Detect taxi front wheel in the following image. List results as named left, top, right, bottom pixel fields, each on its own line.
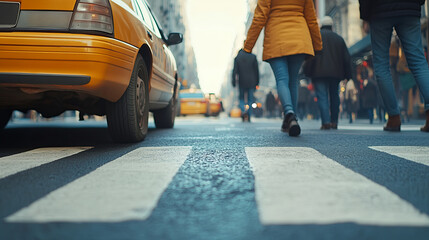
left=106, top=55, right=149, bottom=143
left=0, top=110, right=12, bottom=130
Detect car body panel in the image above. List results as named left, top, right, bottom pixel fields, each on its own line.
left=0, top=0, right=179, bottom=114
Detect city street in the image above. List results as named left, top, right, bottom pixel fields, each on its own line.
left=0, top=115, right=428, bottom=240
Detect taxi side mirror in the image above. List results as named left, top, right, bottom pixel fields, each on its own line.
left=167, top=33, right=183, bottom=45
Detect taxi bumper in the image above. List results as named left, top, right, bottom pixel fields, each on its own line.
left=0, top=32, right=138, bottom=102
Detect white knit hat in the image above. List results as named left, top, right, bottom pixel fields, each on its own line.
left=321, top=16, right=333, bottom=27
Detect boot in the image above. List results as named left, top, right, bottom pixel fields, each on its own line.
left=331, top=123, right=338, bottom=130
left=383, top=114, right=401, bottom=132
left=320, top=123, right=331, bottom=130
left=282, top=113, right=301, bottom=137
left=421, top=110, right=429, bottom=132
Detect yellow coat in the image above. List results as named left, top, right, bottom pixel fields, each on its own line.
left=244, top=0, right=323, bottom=61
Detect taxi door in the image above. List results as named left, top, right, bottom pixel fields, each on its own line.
left=134, top=0, right=175, bottom=108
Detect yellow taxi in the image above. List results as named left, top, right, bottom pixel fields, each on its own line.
left=178, top=89, right=208, bottom=116
left=229, top=107, right=242, bottom=118
left=206, top=93, right=222, bottom=117
left=0, top=0, right=183, bottom=142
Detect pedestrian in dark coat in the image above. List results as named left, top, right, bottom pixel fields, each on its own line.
left=265, top=90, right=276, bottom=118
left=232, top=49, right=259, bottom=121
left=303, top=16, right=352, bottom=130
left=361, top=79, right=378, bottom=124
left=359, top=0, right=429, bottom=132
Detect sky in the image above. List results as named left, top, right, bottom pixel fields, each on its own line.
left=186, top=0, right=248, bottom=94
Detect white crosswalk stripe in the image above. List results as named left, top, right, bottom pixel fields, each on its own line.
left=370, top=146, right=429, bottom=167
left=6, top=146, right=191, bottom=223
left=246, top=147, right=429, bottom=226
left=0, top=147, right=93, bottom=180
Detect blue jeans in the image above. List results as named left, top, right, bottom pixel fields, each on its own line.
left=239, top=87, right=255, bottom=116
left=313, top=79, right=340, bottom=125
left=371, top=16, right=429, bottom=115
left=268, top=55, right=305, bottom=115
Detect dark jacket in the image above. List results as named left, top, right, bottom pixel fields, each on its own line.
left=359, top=0, right=425, bottom=21
left=361, top=80, right=378, bottom=109
left=232, top=49, right=259, bottom=89
left=265, top=91, right=276, bottom=111
left=303, top=27, right=352, bottom=81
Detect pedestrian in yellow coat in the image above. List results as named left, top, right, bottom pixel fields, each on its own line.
left=244, top=0, right=322, bottom=136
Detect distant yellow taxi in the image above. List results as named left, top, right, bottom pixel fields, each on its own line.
left=178, top=89, right=208, bottom=116
left=206, top=93, right=222, bottom=117
left=0, top=0, right=183, bottom=142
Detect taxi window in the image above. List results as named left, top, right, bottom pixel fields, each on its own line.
left=179, top=93, right=205, bottom=99
left=143, top=2, right=162, bottom=38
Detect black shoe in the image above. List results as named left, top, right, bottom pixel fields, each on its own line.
left=241, top=112, right=250, bottom=122
left=282, top=113, right=301, bottom=137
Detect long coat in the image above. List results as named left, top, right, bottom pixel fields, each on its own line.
left=244, top=0, right=322, bottom=61
left=303, top=27, right=352, bottom=81
left=232, top=49, right=260, bottom=89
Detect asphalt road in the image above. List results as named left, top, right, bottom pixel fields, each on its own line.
left=0, top=115, right=428, bottom=240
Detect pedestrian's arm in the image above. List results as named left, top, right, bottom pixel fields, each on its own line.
left=244, top=0, right=271, bottom=53
left=304, top=0, right=323, bottom=53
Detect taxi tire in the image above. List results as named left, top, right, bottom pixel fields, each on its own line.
left=0, top=110, right=12, bottom=130
left=106, top=55, right=149, bottom=143
left=153, top=94, right=177, bottom=128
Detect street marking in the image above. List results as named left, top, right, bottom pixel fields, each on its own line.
left=370, top=146, right=429, bottom=167
left=0, top=147, right=93, bottom=179
left=6, top=146, right=191, bottom=223
left=339, top=125, right=422, bottom=131
left=245, top=147, right=429, bottom=226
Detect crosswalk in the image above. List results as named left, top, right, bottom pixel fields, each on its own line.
left=1, top=145, right=428, bottom=225
left=246, top=147, right=429, bottom=226
left=6, top=147, right=191, bottom=223
left=0, top=147, right=92, bottom=179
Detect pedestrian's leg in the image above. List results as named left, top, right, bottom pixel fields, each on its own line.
left=287, top=54, right=306, bottom=112
left=395, top=17, right=429, bottom=113
left=371, top=20, right=400, bottom=116
left=248, top=88, right=255, bottom=117
left=371, top=19, right=401, bottom=131
left=239, top=88, right=245, bottom=113
left=268, top=56, right=301, bottom=136
left=329, top=80, right=340, bottom=127
left=314, top=81, right=330, bottom=128
left=368, top=108, right=374, bottom=124
left=268, top=57, right=293, bottom=114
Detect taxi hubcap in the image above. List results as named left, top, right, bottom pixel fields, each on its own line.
left=136, top=70, right=146, bottom=130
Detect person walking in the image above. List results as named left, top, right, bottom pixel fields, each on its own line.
left=359, top=0, right=429, bottom=132
left=265, top=90, right=276, bottom=118
left=244, top=0, right=322, bottom=136
left=361, top=79, right=378, bottom=124
left=297, top=80, right=310, bottom=120
left=232, top=49, right=260, bottom=122
left=345, top=79, right=359, bottom=123
left=303, top=16, right=352, bottom=130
